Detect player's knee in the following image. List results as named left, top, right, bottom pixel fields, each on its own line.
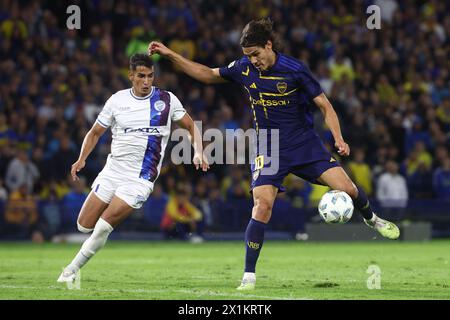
left=254, top=198, right=273, bottom=217
left=77, top=221, right=94, bottom=233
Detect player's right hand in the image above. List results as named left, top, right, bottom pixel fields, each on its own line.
left=148, top=41, right=171, bottom=57
left=335, top=139, right=350, bottom=157
left=71, top=159, right=86, bottom=181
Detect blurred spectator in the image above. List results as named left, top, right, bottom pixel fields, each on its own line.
left=5, top=149, right=39, bottom=193
left=404, top=74, right=429, bottom=101
left=221, top=165, right=250, bottom=200
left=192, top=179, right=214, bottom=227
left=432, top=157, right=450, bottom=201
left=168, top=27, right=196, bottom=70
left=376, top=161, right=408, bottom=208
left=205, top=186, right=226, bottom=230
left=434, top=145, right=449, bottom=168
left=328, top=49, right=355, bottom=82
left=50, top=135, right=78, bottom=181
left=285, top=175, right=311, bottom=240
left=408, top=162, right=433, bottom=199
left=345, top=112, right=371, bottom=150
left=4, top=184, right=44, bottom=241
left=431, top=77, right=450, bottom=106
left=160, top=183, right=203, bottom=242
left=39, top=180, right=68, bottom=203
left=388, top=113, right=406, bottom=159
left=40, top=188, right=61, bottom=236
left=436, top=96, right=450, bottom=132
left=405, top=118, right=433, bottom=155
left=315, top=62, right=333, bottom=96
left=143, top=184, right=169, bottom=228
left=309, top=184, right=330, bottom=207
left=376, top=75, right=397, bottom=105
left=404, top=141, right=433, bottom=177
left=61, top=177, right=89, bottom=231
left=0, top=114, right=14, bottom=147
left=347, top=148, right=373, bottom=196
left=374, top=0, right=398, bottom=23
left=221, top=104, right=239, bottom=131
left=0, top=178, right=8, bottom=201
left=125, top=21, right=157, bottom=58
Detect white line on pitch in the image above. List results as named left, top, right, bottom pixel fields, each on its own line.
left=0, top=284, right=312, bottom=300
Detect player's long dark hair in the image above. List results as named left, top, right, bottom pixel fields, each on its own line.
left=240, top=17, right=280, bottom=50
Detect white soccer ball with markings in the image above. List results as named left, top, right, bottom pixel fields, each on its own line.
left=318, top=190, right=354, bottom=224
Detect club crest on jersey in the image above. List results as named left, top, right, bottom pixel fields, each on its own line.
left=276, top=82, right=287, bottom=94
left=154, top=100, right=166, bottom=112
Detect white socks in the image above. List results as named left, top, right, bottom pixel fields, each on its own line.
left=67, top=218, right=113, bottom=272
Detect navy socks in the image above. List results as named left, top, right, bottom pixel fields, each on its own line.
left=353, top=186, right=374, bottom=220
left=244, top=218, right=267, bottom=273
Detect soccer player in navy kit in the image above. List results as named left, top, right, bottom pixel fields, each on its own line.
left=150, top=18, right=400, bottom=290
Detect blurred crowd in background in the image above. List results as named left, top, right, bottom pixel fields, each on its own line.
left=0, top=0, right=449, bottom=241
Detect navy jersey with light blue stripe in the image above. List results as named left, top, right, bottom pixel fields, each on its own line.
left=219, top=52, right=323, bottom=151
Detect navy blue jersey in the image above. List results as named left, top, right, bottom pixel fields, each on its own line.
left=219, top=52, right=323, bottom=151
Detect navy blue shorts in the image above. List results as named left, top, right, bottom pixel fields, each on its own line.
left=250, top=132, right=339, bottom=192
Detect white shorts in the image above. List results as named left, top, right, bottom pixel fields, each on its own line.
left=91, top=169, right=153, bottom=209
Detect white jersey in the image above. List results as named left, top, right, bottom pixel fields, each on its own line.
left=96, top=87, right=186, bottom=183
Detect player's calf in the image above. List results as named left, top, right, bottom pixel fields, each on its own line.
left=76, top=191, right=109, bottom=231
left=59, top=217, right=114, bottom=280
left=352, top=185, right=374, bottom=220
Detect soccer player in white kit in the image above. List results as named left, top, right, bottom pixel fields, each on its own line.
left=57, top=54, right=209, bottom=282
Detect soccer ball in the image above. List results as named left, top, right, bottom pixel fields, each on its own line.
left=318, top=190, right=354, bottom=224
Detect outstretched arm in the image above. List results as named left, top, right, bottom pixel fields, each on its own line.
left=176, top=113, right=210, bottom=172
left=71, top=123, right=107, bottom=181
left=313, top=93, right=350, bottom=157
left=149, top=41, right=226, bottom=84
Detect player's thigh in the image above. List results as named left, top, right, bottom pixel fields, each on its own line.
left=77, top=191, right=109, bottom=229
left=102, top=180, right=153, bottom=228
left=252, top=184, right=278, bottom=223
left=317, top=166, right=358, bottom=198
left=100, top=196, right=135, bottom=228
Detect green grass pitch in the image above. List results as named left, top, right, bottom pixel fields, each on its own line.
left=0, top=240, right=449, bottom=300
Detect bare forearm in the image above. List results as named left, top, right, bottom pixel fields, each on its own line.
left=78, top=131, right=100, bottom=162
left=314, top=94, right=344, bottom=142
left=323, top=108, right=344, bottom=142
left=188, top=121, right=203, bottom=155
left=167, top=51, right=221, bottom=84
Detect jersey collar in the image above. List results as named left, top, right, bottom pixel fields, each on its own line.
left=130, top=87, right=154, bottom=100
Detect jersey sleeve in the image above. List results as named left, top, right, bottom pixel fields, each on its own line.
left=169, top=92, right=187, bottom=121
left=218, top=58, right=245, bottom=84
left=295, top=63, right=323, bottom=100
left=96, top=95, right=115, bottom=128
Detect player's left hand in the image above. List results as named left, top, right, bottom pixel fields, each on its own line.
left=193, top=153, right=210, bottom=172
left=335, top=139, right=350, bottom=157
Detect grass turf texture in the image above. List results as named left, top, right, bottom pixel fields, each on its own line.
left=0, top=241, right=449, bottom=300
